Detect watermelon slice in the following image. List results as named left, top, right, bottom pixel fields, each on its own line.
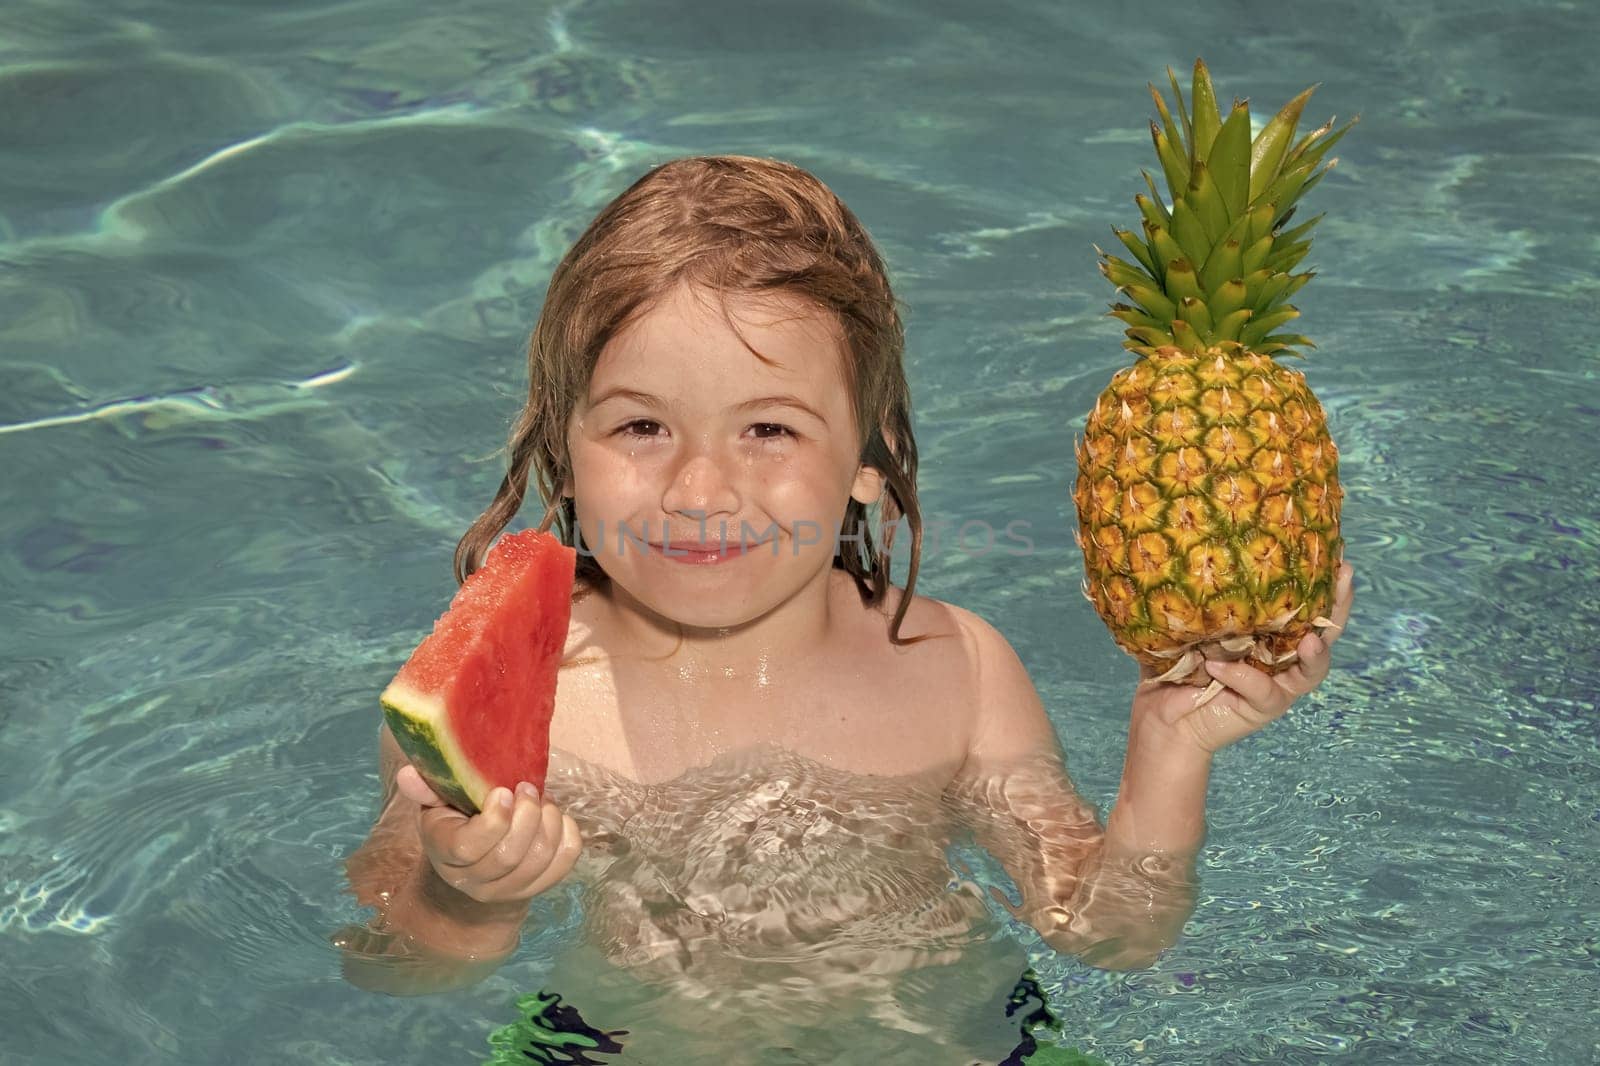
left=379, top=529, right=576, bottom=814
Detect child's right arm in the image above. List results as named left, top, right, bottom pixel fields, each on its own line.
left=333, top=723, right=583, bottom=995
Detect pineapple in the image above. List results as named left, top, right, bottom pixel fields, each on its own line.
left=1072, top=59, right=1357, bottom=696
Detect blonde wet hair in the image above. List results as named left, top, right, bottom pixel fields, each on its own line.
left=453, top=154, right=930, bottom=646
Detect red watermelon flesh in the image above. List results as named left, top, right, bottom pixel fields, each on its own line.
left=380, top=529, right=576, bottom=814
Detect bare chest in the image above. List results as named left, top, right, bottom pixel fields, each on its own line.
left=548, top=599, right=975, bottom=786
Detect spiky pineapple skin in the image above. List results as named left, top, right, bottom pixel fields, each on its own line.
left=1073, top=342, right=1343, bottom=684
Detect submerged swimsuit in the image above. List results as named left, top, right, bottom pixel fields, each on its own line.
left=481, top=969, right=1106, bottom=1066
left=484, top=989, right=628, bottom=1066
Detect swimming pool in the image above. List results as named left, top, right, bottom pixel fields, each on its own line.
left=3, top=0, right=1598, bottom=1061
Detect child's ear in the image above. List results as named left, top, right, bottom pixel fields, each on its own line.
left=850, top=463, right=886, bottom=506
left=850, top=425, right=898, bottom=505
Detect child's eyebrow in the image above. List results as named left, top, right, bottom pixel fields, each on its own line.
left=588, top=387, right=828, bottom=425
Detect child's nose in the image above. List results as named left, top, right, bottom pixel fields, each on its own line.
left=661, top=448, right=742, bottom=517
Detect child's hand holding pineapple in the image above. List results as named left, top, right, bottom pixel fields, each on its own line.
left=1131, top=560, right=1353, bottom=756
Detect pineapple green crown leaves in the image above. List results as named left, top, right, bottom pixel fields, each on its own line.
left=1097, top=58, right=1359, bottom=360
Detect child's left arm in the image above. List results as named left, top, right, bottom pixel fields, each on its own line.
left=949, top=562, right=1355, bottom=970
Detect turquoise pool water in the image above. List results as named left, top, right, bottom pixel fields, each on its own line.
left=4, top=0, right=1598, bottom=1061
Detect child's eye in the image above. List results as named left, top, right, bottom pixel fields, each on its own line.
left=619, top=419, right=663, bottom=439
left=615, top=420, right=794, bottom=442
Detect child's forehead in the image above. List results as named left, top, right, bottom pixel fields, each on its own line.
left=590, top=286, right=848, bottom=397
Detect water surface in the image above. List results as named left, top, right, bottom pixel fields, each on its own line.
left=3, top=0, right=1599, bottom=1062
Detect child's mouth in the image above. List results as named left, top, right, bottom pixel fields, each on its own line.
left=649, top=539, right=768, bottom=564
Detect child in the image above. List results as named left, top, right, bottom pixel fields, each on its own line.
left=338, top=155, right=1354, bottom=1051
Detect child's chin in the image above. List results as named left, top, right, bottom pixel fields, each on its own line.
left=633, top=572, right=786, bottom=626
left=647, top=596, right=766, bottom=633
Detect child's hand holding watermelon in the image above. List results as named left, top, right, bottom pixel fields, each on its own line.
left=334, top=724, right=585, bottom=996
left=373, top=528, right=583, bottom=906
left=337, top=530, right=582, bottom=994
left=395, top=763, right=583, bottom=905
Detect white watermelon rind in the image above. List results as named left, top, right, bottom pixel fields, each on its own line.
left=380, top=677, right=493, bottom=815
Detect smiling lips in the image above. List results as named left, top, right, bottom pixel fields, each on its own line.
left=650, top=539, right=769, bottom=563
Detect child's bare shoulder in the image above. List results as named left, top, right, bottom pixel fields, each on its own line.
left=864, top=584, right=1059, bottom=762
left=875, top=581, right=1008, bottom=658
left=904, top=592, right=1059, bottom=760
left=866, top=581, right=1016, bottom=696
left=880, top=584, right=1042, bottom=711
left=857, top=578, right=957, bottom=652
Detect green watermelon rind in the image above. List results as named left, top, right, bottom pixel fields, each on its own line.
left=380, top=678, right=491, bottom=815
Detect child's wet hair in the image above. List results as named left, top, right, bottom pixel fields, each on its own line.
left=454, top=154, right=932, bottom=646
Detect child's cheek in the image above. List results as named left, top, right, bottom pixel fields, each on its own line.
left=756, top=457, right=845, bottom=527
left=571, top=447, right=651, bottom=512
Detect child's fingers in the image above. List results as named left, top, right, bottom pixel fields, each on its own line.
left=1203, top=659, right=1288, bottom=720
left=477, top=802, right=577, bottom=901
left=522, top=801, right=567, bottom=882
left=523, top=812, right=584, bottom=897
left=428, top=787, right=514, bottom=868
left=466, top=784, right=546, bottom=883
left=1325, top=562, right=1355, bottom=642
left=1294, top=632, right=1331, bottom=687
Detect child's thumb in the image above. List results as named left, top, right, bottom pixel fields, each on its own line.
left=395, top=764, right=443, bottom=807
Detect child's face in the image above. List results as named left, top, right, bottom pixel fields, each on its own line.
left=565, top=282, right=884, bottom=630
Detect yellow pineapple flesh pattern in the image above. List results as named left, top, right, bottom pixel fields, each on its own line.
left=1073, top=341, right=1343, bottom=685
